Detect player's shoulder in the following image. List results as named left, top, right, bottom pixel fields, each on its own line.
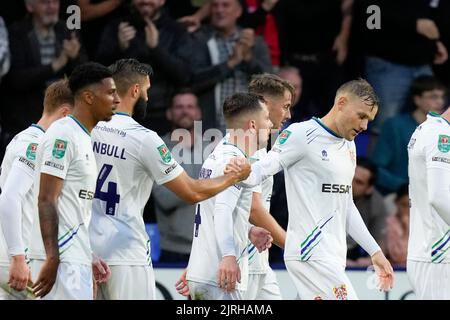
left=46, top=116, right=75, bottom=137
left=419, top=114, right=450, bottom=138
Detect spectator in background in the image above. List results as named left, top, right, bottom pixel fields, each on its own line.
left=276, top=0, right=352, bottom=119
left=353, top=0, right=448, bottom=133
left=178, top=0, right=280, bottom=66
left=431, top=0, right=450, bottom=93
left=152, top=90, right=207, bottom=263
left=277, top=66, right=302, bottom=124
left=96, top=0, right=194, bottom=134
left=0, top=0, right=87, bottom=151
left=190, top=0, right=272, bottom=133
left=371, top=75, right=446, bottom=195
left=0, top=16, right=10, bottom=84
left=77, top=0, right=130, bottom=59
left=347, top=157, right=388, bottom=267
left=384, top=184, right=410, bottom=268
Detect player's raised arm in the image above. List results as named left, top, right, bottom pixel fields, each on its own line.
left=163, top=158, right=251, bottom=204
left=33, top=173, right=64, bottom=297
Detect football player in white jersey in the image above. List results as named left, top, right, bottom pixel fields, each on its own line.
left=0, top=80, right=73, bottom=300
left=31, top=62, right=121, bottom=299
left=90, top=59, right=251, bottom=300
left=186, top=92, right=273, bottom=300
left=407, top=107, right=450, bottom=299
left=243, top=73, right=295, bottom=300
left=228, top=79, right=395, bottom=300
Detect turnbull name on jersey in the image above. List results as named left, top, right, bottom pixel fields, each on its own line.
left=92, top=142, right=127, bottom=160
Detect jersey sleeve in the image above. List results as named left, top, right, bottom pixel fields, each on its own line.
left=10, top=140, right=39, bottom=179
left=271, top=123, right=307, bottom=169
left=40, top=127, right=73, bottom=180
left=424, top=129, right=450, bottom=171
left=139, top=132, right=184, bottom=185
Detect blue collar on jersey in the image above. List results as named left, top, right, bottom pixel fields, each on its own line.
left=68, top=114, right=90, bottom=136
left=222, top=141, right=248, bottom=158
left=114, top=112, right=131, bottom=117
left=31, top=123, right=45, bottom=133
left=312, top=117, right=342, bottom=138
left=429, top=112, right=450, bottom=126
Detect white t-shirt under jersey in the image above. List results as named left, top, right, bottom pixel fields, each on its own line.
left=272, top=118, right=357, bottom=267
left=248, top=148, right=273, bottom=274
left=29, top=115, right=97, bottom=266
left=89, top=113, right=184, bottom=266
left=186, top=140, right=254, bottom=291
left=408, top=113, right=450, bottom=264
left=0, top=125, right=45, bottom=265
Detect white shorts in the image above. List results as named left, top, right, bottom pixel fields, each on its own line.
left=407, top=260, right=450, bottom=300
left=96, top=265, right=155, bottom=300
left=244, top=268, right=282, bottom=300
left=285, top=260, right=358, bottom=300
left=188, top=281, right=244, bottom=300
left=29, top=259, right=93, bottom=300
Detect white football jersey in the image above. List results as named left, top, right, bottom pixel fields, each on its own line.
left=408, top=113, right=450, bottom=264
left=0, top=125, right=45, bottom=265
left=89, top=113, right=184, bottom=265
left=29, top=115, right=97, bottom=265
left=248, top=148, right=273, bottom=274
left=271, top=118, right=357, bottom=267
left=186, top=140, right=253, bottom=291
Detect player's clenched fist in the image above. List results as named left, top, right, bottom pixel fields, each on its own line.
left=224, top=157, right=251, bottom=183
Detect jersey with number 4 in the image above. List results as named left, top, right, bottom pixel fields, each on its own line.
left=89, top=113, right=184, bottom=266
left=186, top=140, right=253, bottom=291
left=408, top=113, right=450, bottom=264
left=0, top=125, right=44, bottom=265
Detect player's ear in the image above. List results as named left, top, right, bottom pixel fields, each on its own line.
left=60, top=104, right=72, bottom=117
left=131, top=84, right=140, bottom=98
left=83, top=90, right=95, bottom=105
left=336, top=96, right=348, bottom=110
left=365, top=185, right=374, bottom=196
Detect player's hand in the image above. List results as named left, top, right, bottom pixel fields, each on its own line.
left=144, top=17, right=159, bottom=49
left=8, top=255, right=30, bottom=291
left=118, top=21, right=137, bottom=50
left=178, top=15, right=201, bottom=33
left=175, top=269, right=190, bottom=297
left=92, top=254, right=111, bottom=284
left=371, top=251, right=395, bottom=292
left=217, top=256, right=241, bottom=292
left=224, top=157, right=251, bottom=183
left=248, top=226, right=272, bottom=252
left=32, top=257, right=59, bottom=298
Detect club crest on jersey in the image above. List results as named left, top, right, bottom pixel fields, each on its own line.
left=321, top=150, right=329, bottom=161
left=276, top=130, right=291, bottom=145
left=26, top=143, right=38, bottom=160
left=333, top=284, right=348, bottom=300
left=438, top=135, right=450, bottom=153
left=52, top=139, right=67, bottom=159
left=157, top=144, right=172, bottom=163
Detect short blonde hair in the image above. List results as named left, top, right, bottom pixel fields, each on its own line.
left=43, top=79, right=74, bottom=114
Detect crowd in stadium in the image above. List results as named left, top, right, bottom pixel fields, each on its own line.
left=0, top=0, right=449, bottom=271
